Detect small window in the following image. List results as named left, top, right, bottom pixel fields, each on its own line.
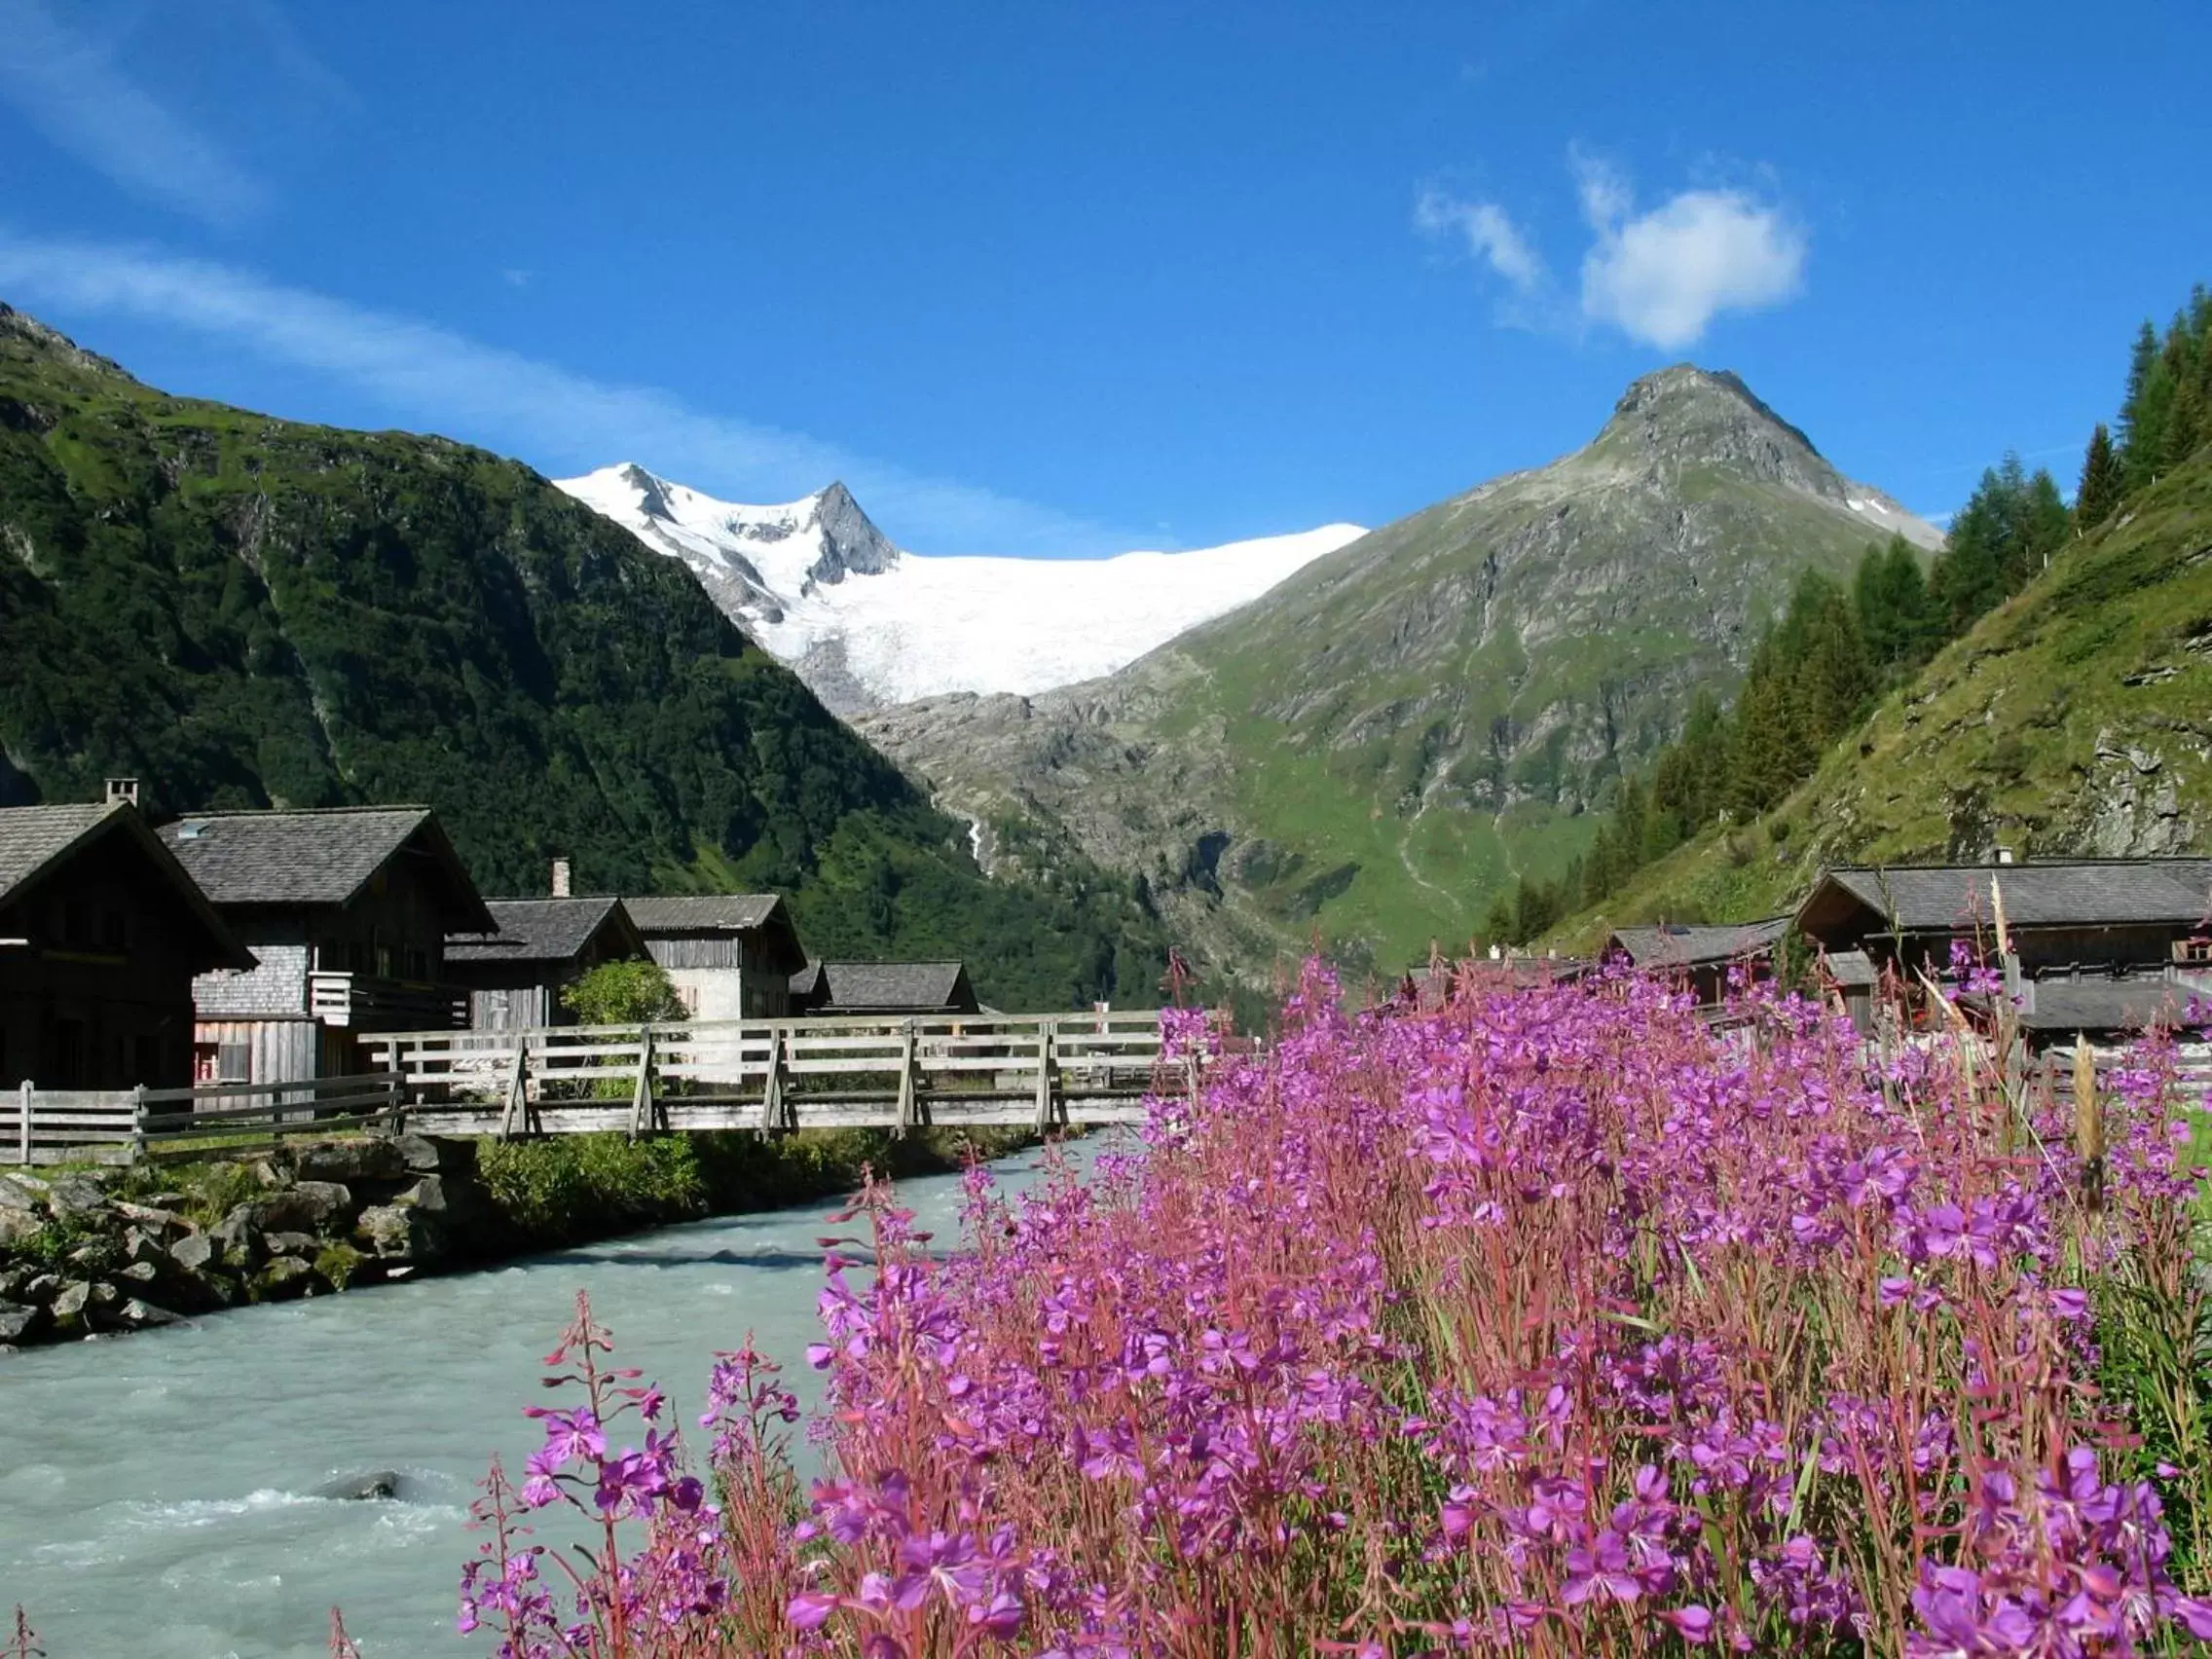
left=217, top=1043, right=250, bottom=1084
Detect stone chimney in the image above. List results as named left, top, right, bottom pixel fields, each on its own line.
left=104, top=777, right=139, bottom=807
left=550, top=857, right=572, bottom=898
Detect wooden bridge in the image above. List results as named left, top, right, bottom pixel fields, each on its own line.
left=371, top=1010, right=1188, bottom=1139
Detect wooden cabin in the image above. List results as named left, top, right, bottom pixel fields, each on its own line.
left=445, top=897, right=647, bottom=1030
left=790, top=961, right=980, bottom=1017
left=624, top=895, right=806, bottom=1021
left=1604, top=918, right=1790, bottom=1010
left=159, top=807, right=493, bottom=1084
left=1796, top=860, right=2212, bottom=1042
left=0, top=796, right=252, bottom=1089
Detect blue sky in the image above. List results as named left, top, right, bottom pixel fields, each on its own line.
left=0, top=1, right=2205, bottom=554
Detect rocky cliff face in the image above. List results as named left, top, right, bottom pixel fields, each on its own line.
left=860, top=366, right=1941, bottom=981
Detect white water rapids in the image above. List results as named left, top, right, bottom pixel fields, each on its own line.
left=0, top=1142, right=1105, bottom=1657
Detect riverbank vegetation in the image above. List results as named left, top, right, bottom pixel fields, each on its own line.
left=465, top=962, right=2212, bottom=1655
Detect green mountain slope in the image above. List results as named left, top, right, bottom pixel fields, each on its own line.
left=1547, top=442, right=2212, bottom=942
left=0, top=303, right=1164, bottom=1010
left=861, top=366, right=1938, bottom=978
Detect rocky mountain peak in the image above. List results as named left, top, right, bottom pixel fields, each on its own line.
left=1595, top=362, right=1843, bottom=499
left=0, top=302, right=137, bottom=382
left=805, top=479, right=902, bottom=585
left=612, top=461, right=677, bottom=520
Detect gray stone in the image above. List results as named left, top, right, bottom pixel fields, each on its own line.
left=396, top=1174, right=447, bottom=1214
left=257, top=1257, right=314, bottom=1297
left=88, top=1280, right=118, bottom=1307
left=293, top=1139, right=406, bottom=1183
left=0, top=1173, right=46, bottom=1210
left=258, top=1182, right=351, bottom=1233
left=45, top=1174, right=110, bottom=1220
left=356, top=1203, right=441, bottom=1263
left=117, top=1261, right=159, bottom=1284
left=263, top=1231, right=318, bottom=1258
left=168, top=1232, right=215, bottom=1273
left=112, top=1200, right=186, bottom=1232
left=389, top=1132, right=445, bottom=1174
left=50, top=1280, right=90, bottom=1321
left=0, top=1205, right=44, bottom=1247
left=21, top=1272, right=59, bottom=1304
left=0, top=1300, right=42, bottom=1343
left=209, top=1204, right=258, bottom=1266
left=315, top=1469, right=402, bottom=1501
left=116, top=1299, right=181, bottom=1329
left=146, top=1192, right=189, bottom=1210
left=65, top=1237, right=123, bottom=1275
left=122, top=1226, right=166, bottom=1267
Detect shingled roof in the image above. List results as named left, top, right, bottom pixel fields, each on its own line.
left=1803, top=862, right=2212, bottom=935
left=793, top=961, right=977, bottom=1014
left=158, top=806, right=493, bottom=929
left=1607, top=916, right=1790, bottom=969
left=623, top=895, right=784, bottom=933
left=445, top=897, right=637, bottom=965
left=1964, top=975, right=2207, bottom=1034
left=0, top=802, right=252, bottom=969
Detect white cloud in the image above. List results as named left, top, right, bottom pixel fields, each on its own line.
left=0, top=0, right=267, bottom=223
left=0, top=232, right=1130, bottom=556
left=1574, top=160, right=1805, bottom=350
left=1414, top=189, right=1546, bottom=293
left=1420, top=151, right=1808, bottom=350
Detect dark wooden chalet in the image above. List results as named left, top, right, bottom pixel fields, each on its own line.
left=790, top=961, right=980, bottom=1017
left=1796, top=860, right=2212, bottom=1041
left=159, top=806, right=494, bottom=1084
left=1604, top=917, right=1790, bottom=1009
left=0, top=798, right=252, bottom=1089
left=445, top=897, right=647, bottom=1029
left=625, top=896, right=806, bottom=1021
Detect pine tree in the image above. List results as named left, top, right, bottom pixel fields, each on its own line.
left=2014, top=467, right=2069, bottom=588
left=2118, top=319, right=2160, bottom=460
left=1725, top=643, right=1806, bottom=819
left=1855, top=535, right=1940, bottom=672
left=1932, top=466, right=2009, bottom=629
left=2074, top=423, right=2123, bottom=530
left=2121, top=335, right=2180, bottom=496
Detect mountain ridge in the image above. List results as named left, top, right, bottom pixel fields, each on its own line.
left=557, top=461, right=1367, bottom=715
left=858, top=364, right=1943, bottom=980
left=0, top=302, right=1168, bottom=1011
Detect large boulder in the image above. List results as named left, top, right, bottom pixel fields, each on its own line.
left=45, top=1174, right=111, bottom=1221
left=116, top=1298, right=181, bottom=1329
left=293, top=1140, right=407, bottom=1184
left=357, top=1204, right=442, bottom=1265
left=112, top=1200, right=187, bottom=1234
left=0, top=1206, right=45, bottom=1248
left=0, top=1172, right=46, bottom=1210
left=256, top=1257, right=315, bottom=1299
left=389, top=1133, right=476, bottom=1179
left=0, top=1300, right=42, bottom=1343
left=262, top=1231, right=318, bottom=1258
left=168, top=1232, right=215, bottom=1274
left=208, top=1204, right=259, bottom=1267
left=257, top=1183, right=351, bottom=1234
left=50, top=1280, right=91, bottom=1323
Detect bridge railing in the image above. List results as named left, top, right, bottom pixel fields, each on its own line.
left=369, top=1009, right=1182, bottom=1136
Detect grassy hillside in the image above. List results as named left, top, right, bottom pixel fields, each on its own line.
left=0, top=304, right=1165, bottom=1010
left=1545, top=443, right=2212, bottom=946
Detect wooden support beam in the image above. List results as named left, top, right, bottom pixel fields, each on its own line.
left=629, top=1024, right=656, bottom=1139
left=498, top=1043, right=529, bottom=1141
left=1034, top=1023, right=1058, bottom=1133
left=758, top=1027, right=790, bottom=1136
left=894, top=1020, right=922, bottom=1138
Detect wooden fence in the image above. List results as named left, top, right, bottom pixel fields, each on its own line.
left=4, top=1073, right=404, bottom=1165
left=371, top=1010, right=1183, bottom=1137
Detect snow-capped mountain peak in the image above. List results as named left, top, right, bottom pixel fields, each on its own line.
left=556, top=464, right=1366, bottom=715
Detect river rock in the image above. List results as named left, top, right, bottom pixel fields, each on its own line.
left=263, top=1231, right=318, bottom=1258
left=259, top=1183, right=351, bottom=1233
left=116, top=1299, right=181, bottom=1329
left=316, top=1469, right=402, bottom=1501
left=66, top=1237, right=124, bottom=1275
left=257, top=1256, right=315, bottom=1297
left=168, top=1232, right=215, bottom=1273
left=294, top=1139, right=406, bottom=1184
left=396, top=1174, right=448, bottom=1214
left=0, top=1300, right=42, bottom=1343
left=113, top=1200, right=186, bottom=1233
left=209, top=1204, right=258, bottom=1267
left=0, top=1172, right=45, bottom=1209
left=117, top=1260, right=160, bottom=1285
left=389, top=1132, right=445, bottom=1174
left=0, top=1206, right=44, bottom=1247
left=50, top=1280, right=91, bottom=1322
left=356, top=1204, right=440, bottom=1264
left=45, top=1174, right=111, bottom=1221
left=21, top=1272, right=59, bottom=1304
left=122, top=1226, right=167, bottom=1267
